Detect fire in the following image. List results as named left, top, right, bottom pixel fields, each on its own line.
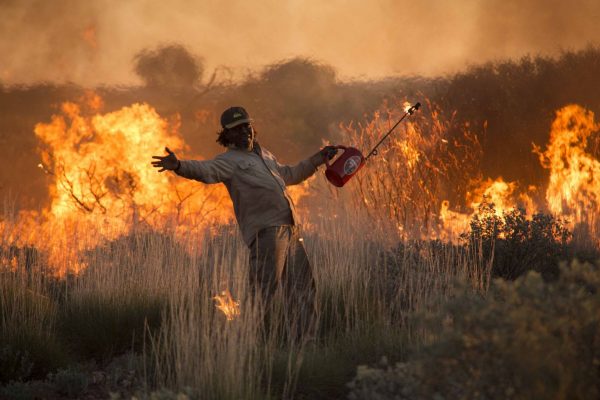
left=213, top=289, right=240, bottom=321
left=439, top=200, right=471, bottom=240
left=466, top=178, right=536, bottom=217
left=7, top=97, right=600, bottom=275
left=35, top=98, right=233, bottom=238
left=398, top=139, right=420, bottom=169
left=439, top=104, right=600, bottom=242
left=439, top=177, right=538, bottom=241
left=17, top=96, right=236, bottom=273
left=535, top=104, right=600, bottom=227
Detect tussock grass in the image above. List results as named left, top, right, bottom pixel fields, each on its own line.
left=1, top=183, right=596, bottom=399
left=0, top=261, right=71, bottom=382
left=1, top=198, right=494, bottom=398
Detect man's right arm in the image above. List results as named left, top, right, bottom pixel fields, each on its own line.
left=175, top=156, right=234, bottom=184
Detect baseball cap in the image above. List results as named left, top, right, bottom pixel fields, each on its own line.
left=220, top=106, right=253, bottom=129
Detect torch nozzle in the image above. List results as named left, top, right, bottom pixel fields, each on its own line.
left=408, top=102, right=421, bottom=115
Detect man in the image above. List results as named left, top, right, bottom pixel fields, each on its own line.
left=151, top=106, right=337, bottom=335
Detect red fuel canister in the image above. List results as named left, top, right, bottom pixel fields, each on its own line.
left=325, top=145, right=365, bottom=187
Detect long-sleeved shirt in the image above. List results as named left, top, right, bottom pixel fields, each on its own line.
left=175, top=144, right=323, bottom=246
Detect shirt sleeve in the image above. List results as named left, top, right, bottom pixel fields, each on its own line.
left=174, top=155, right=234, bottom=183
left=274, top=151, right=324, bottom=186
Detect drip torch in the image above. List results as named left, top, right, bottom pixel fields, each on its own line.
left=325, top=102, right=421, bottom=187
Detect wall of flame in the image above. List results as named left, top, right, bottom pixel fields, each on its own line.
left=2, top=97, right=599, bottom=275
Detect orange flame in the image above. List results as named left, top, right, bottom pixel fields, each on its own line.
left=439, top=177, right=538, bottom=241
left=22, top=96, right=236, bottom=274
left=440, top=105, right=600, bottom=242
left=213, top=289, right=240, bottom=321
left=535, top=104, right=600, bottom=226
left=8, top=99, right=600, bottom=276
left=35, top=98, right=233, bottom=237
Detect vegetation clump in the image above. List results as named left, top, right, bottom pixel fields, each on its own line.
left=463, top=201, right=573, bottom=280
left=348, top=261, right=600, bottom=400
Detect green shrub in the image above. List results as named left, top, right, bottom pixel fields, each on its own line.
left=463, top=202, right=573, bottom=280
left=347, top=359, right=419, bottom=400
left=0, top=380, right=54, bottom=400
left=52, top=367, right=89, bottom=398
left=348, top=261, right=600, bottom=399
left=104, top=352, right=148, bottom=395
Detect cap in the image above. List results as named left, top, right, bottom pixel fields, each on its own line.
left=220, top=106, right=253, bottom=129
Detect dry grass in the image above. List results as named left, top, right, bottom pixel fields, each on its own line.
left=0, top=191, right=495, bottom=399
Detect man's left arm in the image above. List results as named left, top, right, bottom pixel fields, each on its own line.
left=274, top=146, right=338, bottom=186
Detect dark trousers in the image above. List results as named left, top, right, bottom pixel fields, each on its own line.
left=249, top=225, right=316, bottom=338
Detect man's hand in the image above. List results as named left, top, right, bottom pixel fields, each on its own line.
left=320, top=145, right=339, bottom=163
left=151, top=147, right=180, bottom=172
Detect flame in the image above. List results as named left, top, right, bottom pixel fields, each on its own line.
left=82, top=90, right=104, bottom=111
left=439, top=177, right=538, bottom=241
left=402, top=101, right=412, bottom=113
left=440, top=104, right=600, bottom=241
left=35, top=98, right=233, bottom=236
left=535, top=104, right=600, bottom=226
left=468, top=178, right=518, bottom=216
left=213, top=289, right=240, bottom=321
left=439, top=200, right=471, bottom=240
left=21, top=96, right=235, bottom=274
left=8, top=99, right=600, bottom=275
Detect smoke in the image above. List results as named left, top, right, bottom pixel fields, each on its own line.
left=1, top=0, right=599, bottom=86
left=133, top=45, right=204, bottom=88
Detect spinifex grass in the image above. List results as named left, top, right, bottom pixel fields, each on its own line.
left=0, top=267, right=71, bottom=382
left=0, top=185, right=504, bottom=399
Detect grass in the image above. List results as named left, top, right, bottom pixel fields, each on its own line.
left=1, top=189, right=598, bottom=399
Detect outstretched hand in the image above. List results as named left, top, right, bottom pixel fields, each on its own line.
left=151, top=147, right=180, bottom=172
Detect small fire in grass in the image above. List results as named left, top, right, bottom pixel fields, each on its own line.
left=213, top=289, right=240, bottom=321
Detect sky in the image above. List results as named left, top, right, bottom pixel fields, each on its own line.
left=1, top=0, right=599, bottom=86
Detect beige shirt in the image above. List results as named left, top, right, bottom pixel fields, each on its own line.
left=175, top=144, right=323, bottom=246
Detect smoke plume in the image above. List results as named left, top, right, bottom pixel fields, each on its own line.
left=1, top=0, right=599, bottom=86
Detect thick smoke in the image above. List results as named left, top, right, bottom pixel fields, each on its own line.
left=1, top=0, right=599, bottom=86
left=133, top=45, right=204, bottom=89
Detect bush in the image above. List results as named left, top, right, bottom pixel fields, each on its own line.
left=0, top=380, right=54, bottom=400
left=463, top=202, right=572, bottom=280
left=347, top=261, right=600, bottom=399
left=52, top=368, right=89, bottom=398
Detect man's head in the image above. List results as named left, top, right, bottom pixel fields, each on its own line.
left=217, top=106, right=256, bottom=151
